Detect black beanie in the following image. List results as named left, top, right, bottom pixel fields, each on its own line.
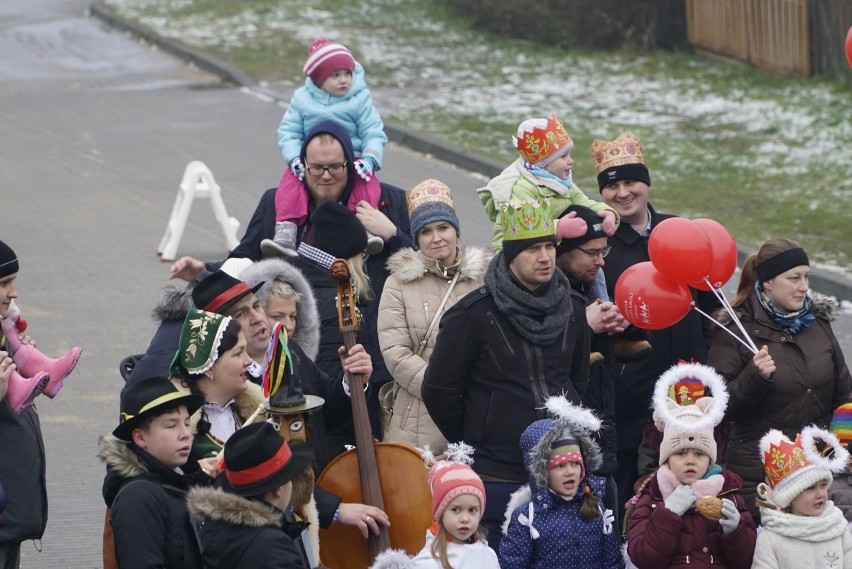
left=0, top=241, right=19, bottom=278
left=597, top=163, right=651, bottom=193
left=310, top=202, right=368, bottom=259
left=556, top=206, right=609, bottom=256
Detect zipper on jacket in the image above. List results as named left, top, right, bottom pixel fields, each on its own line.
left=487, top=311, right=515, bottom=356
left=522, top=342, right=548, bottom=407
left=424, top=301, right=429, bottom=322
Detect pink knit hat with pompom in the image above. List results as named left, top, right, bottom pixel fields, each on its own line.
left=428, top=461, right=486, bottom=522
left=303, top=37, right=355, bottom=86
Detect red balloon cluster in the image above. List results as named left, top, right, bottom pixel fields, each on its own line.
left=615, top=217, right=737, bottom=330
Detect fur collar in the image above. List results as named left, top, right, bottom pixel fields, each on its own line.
left=716, top=292, right=837, bottom=325
left=187, top=486, right=282, bottom=527
left=98, top=435, right=148, bottom=479
left=385, top=246, right=490, bottom=284
left=152, top=284, right=194, bottom=323
left=239, top=258, right=321, bottom=360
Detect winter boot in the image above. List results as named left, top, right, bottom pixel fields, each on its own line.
left=4, top=367, right=49, bottom=415
left=1, top=312, right=82, bottom=399
left=261, top=221, right=299, bottom=259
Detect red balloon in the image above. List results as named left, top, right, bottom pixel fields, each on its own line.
left=615, top=262, right=694, bottom=330
left=847, top=26, right=852, bottom=68
left=648, top=217, right=712, bottom=284
left=690, top=218, right=738, bottom=291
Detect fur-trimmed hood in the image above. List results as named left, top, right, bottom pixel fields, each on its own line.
left=716, top=291, right=838, bottom=326
left=521, top=417, right=604, bottom=491
left=98, top=434, right=148, bottom=480
left=187, top=486, right=282, bottom=528
left=151, top=283, right=195, bottom=323
left=240, top=258, right=321, bottom=360
left=385, top=245, right=490, bottom=285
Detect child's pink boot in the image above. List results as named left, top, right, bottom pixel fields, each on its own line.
left=1, top=301, right=82, bottom=398
left=4, top=364, right=49, bottom=415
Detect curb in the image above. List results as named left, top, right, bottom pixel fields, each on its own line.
left=88, top=1, right=852, bottom=301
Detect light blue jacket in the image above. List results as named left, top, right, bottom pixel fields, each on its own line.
left=277, top=63, right=387, bottom=168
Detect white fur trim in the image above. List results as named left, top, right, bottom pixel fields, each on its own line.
left=653, top=362, right=728, bottom=431
left=801, top=425, right=850, bottom=473
left=544, top=396, right=601, bottom=433
left=501, top=484, right=531, bottom=535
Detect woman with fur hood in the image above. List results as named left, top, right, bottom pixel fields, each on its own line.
left=377, top=179, right=490, bottom=454
left=707, top=238, right=852, bottom=521
left=499, top=397, right=623, bottom=569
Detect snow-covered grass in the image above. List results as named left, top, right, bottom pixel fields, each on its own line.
left=105, top=0, right=852, bottom=276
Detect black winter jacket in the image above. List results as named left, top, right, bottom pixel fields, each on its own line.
left=602, top=204, right=720, bottom=451
left=187, top=486, right=308, bottom=569
left=100, top=437, right=209, bottom=569
left=422, top=284, right=589, bottom=482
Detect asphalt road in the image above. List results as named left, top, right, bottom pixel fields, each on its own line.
left=1, top=1, right=850, bottom=567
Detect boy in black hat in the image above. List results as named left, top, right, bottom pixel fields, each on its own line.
left=99, top=377, right=206, bottom=569
left=187, top=422, right=314, bottom=569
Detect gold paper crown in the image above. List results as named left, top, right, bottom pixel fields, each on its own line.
left=406, top=179, right=454, bottom=216
left=590, top=131, right=645, bottom=175
left=763, top=433, right=810, bottom=489
left=500, top=199, right=555, bottom=242
left=513, top=114, right=573, bottom=165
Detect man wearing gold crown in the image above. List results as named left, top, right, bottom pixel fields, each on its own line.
left=590, top=132, right=722, bottom=521
left=423, top=198, right=589, bottom=551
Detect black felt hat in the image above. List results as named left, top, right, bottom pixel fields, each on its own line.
left=219, top=422, right=313, bottom=497
left=191, top=270, right=264, bottom=314
left=310, top=202, right=368, bottom=259
left=113, top=377, right=203, bottom=441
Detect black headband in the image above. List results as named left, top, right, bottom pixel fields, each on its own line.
left=755, top=247, right=809, bottom=282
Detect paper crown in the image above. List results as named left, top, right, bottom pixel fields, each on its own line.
left=590, top=131, right=646, bottom=174
left=406, top=178, right=455, bottom=216
left=512, top=114, right=573, bottom=165
left=758, top=426, right=849, bottom=508
left=500, top=199, right=555, bottom=242
left=830, top=403, right=852, bottom=449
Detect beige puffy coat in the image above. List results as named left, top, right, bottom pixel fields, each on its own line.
left=377, top=246, right=490, bottom=454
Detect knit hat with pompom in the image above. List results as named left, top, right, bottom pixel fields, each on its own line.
left=303, top=37, right=355, bottom=86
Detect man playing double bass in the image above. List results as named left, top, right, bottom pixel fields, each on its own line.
left=422, top=199, right=590, bottom=552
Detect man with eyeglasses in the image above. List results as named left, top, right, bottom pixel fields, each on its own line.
left=555, top=204, right=627, bottom=534
left=169, top=120, right=412, bottom=440
left=591, top=131, right=722, bottom=523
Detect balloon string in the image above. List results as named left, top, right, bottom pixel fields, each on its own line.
left=701, top=278, right=759, bottom=353
left=693, top=306, right=758, bottom=355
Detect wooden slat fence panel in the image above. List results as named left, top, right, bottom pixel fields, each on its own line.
left=686, top=0, right=811, bottom=76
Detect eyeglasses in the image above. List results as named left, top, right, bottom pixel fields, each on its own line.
left=576, top=245, right=611, bottom=259
left=305, top=161, right=347, bottom=177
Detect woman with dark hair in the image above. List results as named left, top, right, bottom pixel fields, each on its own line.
left=708, top=238, right=852, bottom=519
left=169, top=308, right=264, bottom=463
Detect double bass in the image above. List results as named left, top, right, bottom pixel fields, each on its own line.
left=316, top=260, right=433, bottom=568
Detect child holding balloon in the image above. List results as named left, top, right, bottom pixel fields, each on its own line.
left=707, top=238, right=852, bottom=522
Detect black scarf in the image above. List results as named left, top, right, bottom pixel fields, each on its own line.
left=484, top=253, right=573, bottom=345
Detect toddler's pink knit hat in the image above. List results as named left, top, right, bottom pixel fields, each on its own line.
left=303, top=37, right=355, bottom=86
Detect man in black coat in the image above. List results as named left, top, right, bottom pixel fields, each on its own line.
left=169, top=120, right=413, bottom=437
left=422, top=198, right=589, bottom=550
left=591, top=131, right=721, bottom=519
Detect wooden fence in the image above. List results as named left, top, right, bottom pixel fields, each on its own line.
left=686, top=0, right=810, bottom=76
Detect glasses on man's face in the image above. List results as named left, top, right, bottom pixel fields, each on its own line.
left=306, top=161, right=347, bottom=177
left=576, top=245, right=612, bottom=259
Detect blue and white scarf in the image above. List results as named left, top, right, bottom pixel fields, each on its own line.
left=755, top=282, right=816, bottom=335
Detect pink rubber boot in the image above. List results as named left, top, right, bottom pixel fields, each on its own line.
left=4, top=365, right=49, bottom=415
left=1, top=303, right=82, bottom=398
